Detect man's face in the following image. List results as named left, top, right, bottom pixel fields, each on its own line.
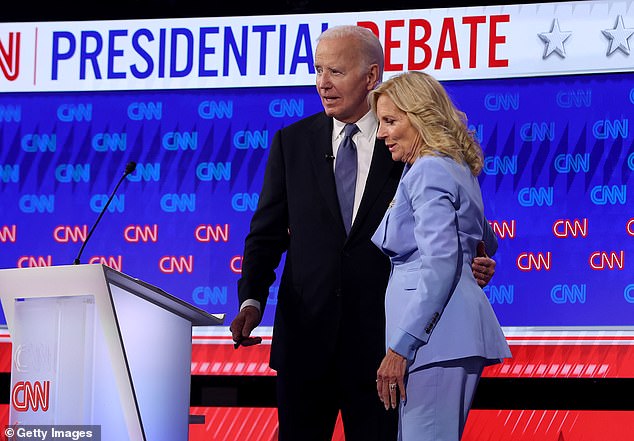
left=314, top=36, right=377, bottom=123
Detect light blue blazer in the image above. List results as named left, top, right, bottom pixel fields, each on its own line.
left=371, top=155, right=511, bottom=372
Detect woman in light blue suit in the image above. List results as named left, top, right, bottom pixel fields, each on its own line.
left=369, top=71, right=511, bottom=441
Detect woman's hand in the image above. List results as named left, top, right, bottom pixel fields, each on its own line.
left=376, top=348, right=407, bottom=410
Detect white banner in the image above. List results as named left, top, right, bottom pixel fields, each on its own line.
left=1, top=0, right=633, bottom=92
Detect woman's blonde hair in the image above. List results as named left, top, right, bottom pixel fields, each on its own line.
left=369, top=71, right=483, bottom=175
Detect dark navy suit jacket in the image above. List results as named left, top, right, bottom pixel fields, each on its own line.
left=238, top=111, right=404, bottom=379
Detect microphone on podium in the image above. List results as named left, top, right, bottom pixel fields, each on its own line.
left=73, top=161, right=137, bottom=265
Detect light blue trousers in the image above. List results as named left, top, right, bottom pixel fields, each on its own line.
left=398, top=356, right=486, bottom=441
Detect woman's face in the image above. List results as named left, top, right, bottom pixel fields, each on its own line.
left=376, top=95, right=419, bottom=164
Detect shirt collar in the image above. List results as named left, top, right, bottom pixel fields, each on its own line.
left=333, top=111, right=378, bottom=143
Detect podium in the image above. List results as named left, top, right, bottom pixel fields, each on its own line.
left=0, top=264, right=224, bottom=441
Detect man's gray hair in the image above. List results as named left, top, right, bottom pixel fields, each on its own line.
left=317, top=25, right=384, bottom=81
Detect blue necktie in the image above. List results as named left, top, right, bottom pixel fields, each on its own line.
left=335, top=123, right=359, bottom=234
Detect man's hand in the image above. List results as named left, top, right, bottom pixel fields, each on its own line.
left=472, top=241, right=496, bottom=287
left=230, top=305, right=263, bottom=348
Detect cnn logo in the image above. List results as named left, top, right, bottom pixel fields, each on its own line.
left=11, top=380, right=50, bottom=412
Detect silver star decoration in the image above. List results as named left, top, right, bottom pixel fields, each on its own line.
left=538, top=19, right=572, bottom=59
left=602, top=15, right=634, bottom=55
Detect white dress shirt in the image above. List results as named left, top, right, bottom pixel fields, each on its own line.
left=332, top=111, right=378, bottom=224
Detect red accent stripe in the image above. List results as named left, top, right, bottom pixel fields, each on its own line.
left=506, top=336, right=634, bottom=341
left=192, top=335, right=273, bottom=341
left=0, top=404, right=632, bottom=441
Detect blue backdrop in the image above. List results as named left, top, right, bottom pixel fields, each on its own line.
left=1, top=72, right=633, bottom=327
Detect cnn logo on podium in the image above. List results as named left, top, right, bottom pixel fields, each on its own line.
left=11, top=380, right=50, bottom=412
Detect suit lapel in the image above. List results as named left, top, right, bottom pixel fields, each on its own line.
left=308, top=114, right=346, bottom=232
left=349, top=138, right=399, bottom=238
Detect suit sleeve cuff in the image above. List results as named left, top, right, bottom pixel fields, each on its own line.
left=389, top=329, right=423, bottom=362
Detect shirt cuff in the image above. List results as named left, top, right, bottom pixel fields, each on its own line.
left=389, top=329, right=423, bottom=362
left=240, top=299, right=261, bottom=312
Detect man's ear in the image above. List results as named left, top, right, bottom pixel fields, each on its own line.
left=367, top=64, right=380, bottom=90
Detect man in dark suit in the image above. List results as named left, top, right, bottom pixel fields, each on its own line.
left=230, top=25, right=496, bottom=441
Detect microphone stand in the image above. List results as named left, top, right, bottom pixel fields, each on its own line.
left=73, top=162, right=136, bottom=265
